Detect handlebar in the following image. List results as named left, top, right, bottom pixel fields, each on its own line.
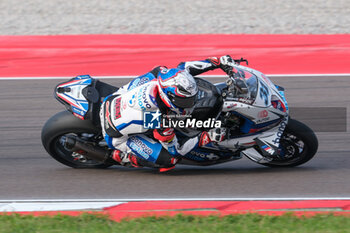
left=226, top=65, right=249, bottom=95
left=220, top=57, right=250, bottom=95
left=233, top=58, right=249, bottom=66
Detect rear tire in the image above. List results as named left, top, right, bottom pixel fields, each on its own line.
left=261, top=118, right=318, bottom=167
left=41, top=111, right=113, bottom=168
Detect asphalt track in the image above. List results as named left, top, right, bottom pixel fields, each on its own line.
left=0, top=76, right=349, bottom=200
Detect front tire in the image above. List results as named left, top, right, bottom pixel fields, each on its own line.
left=41, top=111, right=113, bottom=168
left=261, top=118, right=318, bottom=167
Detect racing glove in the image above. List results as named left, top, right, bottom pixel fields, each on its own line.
left=208, top=127, right=226, bottom=142
left=153, top=128, right=175, bottom=143
left=219, top=55, right=237, bottom=76
left=207, top=55, right=240, bottom=77
left=198, top=128, right=226, bottom=147
left=220, top=55, right=249, bottom=94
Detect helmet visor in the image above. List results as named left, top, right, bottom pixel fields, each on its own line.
left=169, top=94, right=197, bottom=109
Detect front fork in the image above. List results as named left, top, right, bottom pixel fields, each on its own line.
left=217, top=116, right=289, bottom=163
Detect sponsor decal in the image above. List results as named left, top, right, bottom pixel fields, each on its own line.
left=272, top=100, right=286, bottom=112
left=272, top=117, right=288, bottom=144
left=137, top=86, right=152, bottom=111
left=226, top=102, right=237, bottom=109
left=278, top=90, right=288, bottom=110
left=149, top=94, right=158, bottom=106
left=190, top=151, right=220, bottom=160
left=128, top=76, right=150, bottom=90
left=185, top=153, right=205, bottom=161
left=72, top=106, right=85, bottom=116
left=114, top=98, right=121, bottom=119
left=238, top=98, right=253, bottom=105
left=73, top=113, right=84, bottom=120
left=139, top=77, right=150, bottom=85
left=259, top=81, right=270, bottom=106
left=105, top=101, right=116, bottom=131
left=258, top=110, right=268, bottom=118
left=128, top=136, right=153, bottom=159
left=128, top=94, right=136, bottom=107
left=261, top=144, right=275, bottom=155
left=105, top=101, right=111, bottom=129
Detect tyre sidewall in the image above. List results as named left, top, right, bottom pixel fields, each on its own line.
left=41, top=111, right=111, bottom=168
left=261, top=118, right=318, bottom=167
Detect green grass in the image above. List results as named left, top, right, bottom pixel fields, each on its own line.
left=0, top=213, right=349, bottom=233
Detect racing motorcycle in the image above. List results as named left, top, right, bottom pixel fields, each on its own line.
left=41, top=59, right=318, bottom=169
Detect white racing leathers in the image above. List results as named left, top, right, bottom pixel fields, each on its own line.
left=99, top=58, right=225, bottom=167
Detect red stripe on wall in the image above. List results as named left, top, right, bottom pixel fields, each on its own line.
left=1, top=34, right=350, bottom=77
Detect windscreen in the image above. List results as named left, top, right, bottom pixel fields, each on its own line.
left=237, top=69, right=258, bottom=100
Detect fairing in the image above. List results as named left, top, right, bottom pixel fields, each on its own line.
left=55, top=75, right=92, bottom=120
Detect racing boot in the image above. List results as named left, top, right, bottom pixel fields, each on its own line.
left=110, top=150, right=148, bottom=168
left=110, top=149, right=134, bottom=167
left=127, top=152, right=143, bottom=168
left=158, top=157, right=178, bottom=172
left=127, top=153, right=173, bottom=169
left=111, top=150, right=178, bottom=170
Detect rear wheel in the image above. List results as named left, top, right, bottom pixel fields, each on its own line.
left=42, top=111, right=113, bottom=168
left=261, top=118, right=318, bottom=167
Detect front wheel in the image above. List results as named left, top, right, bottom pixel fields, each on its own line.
left=261, top=118, right=318, bottom=167
left=41, top=111, right=113, bottom=168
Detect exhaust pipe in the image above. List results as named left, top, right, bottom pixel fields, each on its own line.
left=63, top=135, right=109, bottom=162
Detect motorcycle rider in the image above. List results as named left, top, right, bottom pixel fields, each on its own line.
left=100, top=55, right=244, bottom=171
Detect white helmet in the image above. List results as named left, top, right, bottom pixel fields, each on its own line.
left=157, top=68, right=198, bottom=114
